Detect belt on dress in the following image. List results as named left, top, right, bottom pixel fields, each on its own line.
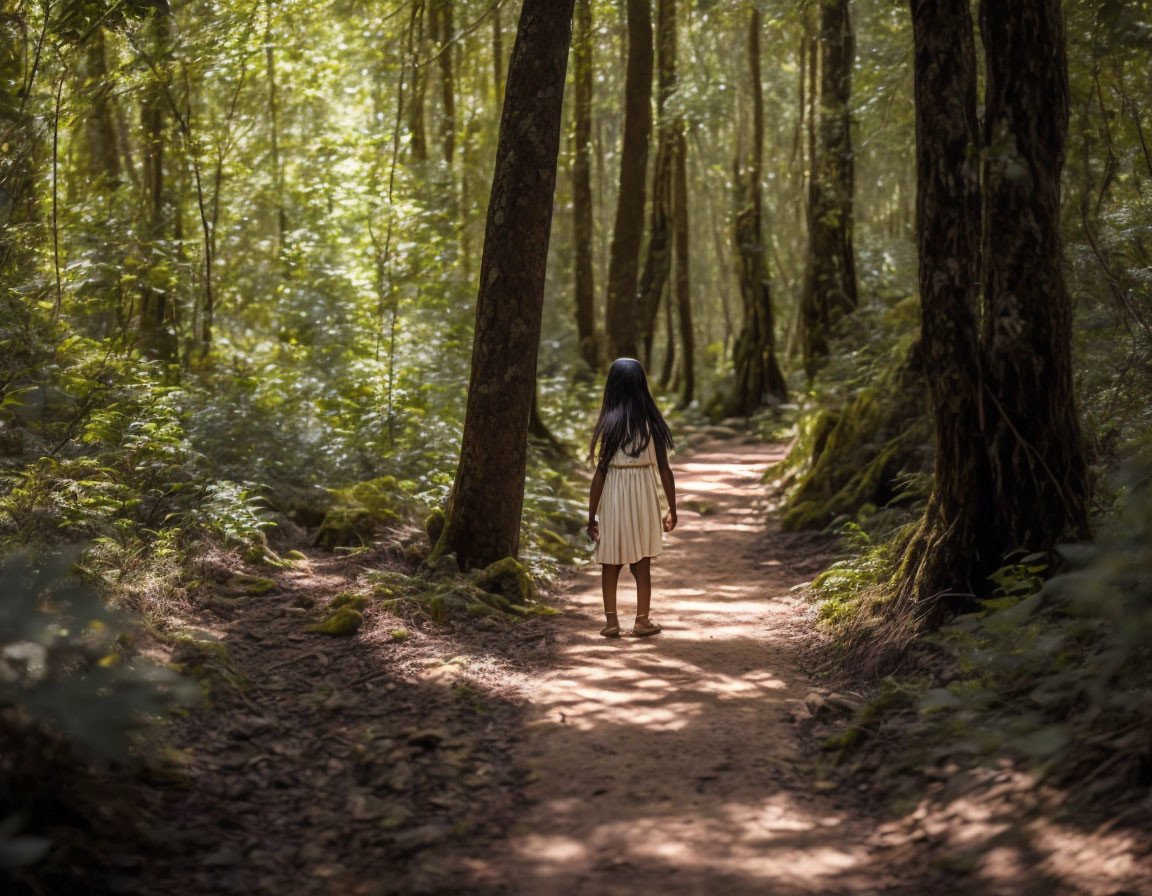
left=609, top=461, right=655, bottom=468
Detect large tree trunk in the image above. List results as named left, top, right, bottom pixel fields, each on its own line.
left=977, top=0, right=1090, bottom=553
left=896, top=0, right=988, bottom=617
left=636, top=0, right=677, bottom=365
left=801, top=0, right=857, bottom=380
left=571, top=0, right=598, bottom=370
left=604, top=0, right=653, bottom=362
left=898, top=0, right=1090, bottom=623
left=673, top=129, right=694, bottom=407
left=434, top=0, right=575, bottom=570
left=729, top=10, right=786, bottom=415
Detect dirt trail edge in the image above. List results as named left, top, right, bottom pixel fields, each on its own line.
left=477, top=440, right=894, bottom=896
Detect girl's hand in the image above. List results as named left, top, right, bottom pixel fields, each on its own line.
left=587, top=520, right=600, bottom=542
left=663, top=511, right=677, bottom=533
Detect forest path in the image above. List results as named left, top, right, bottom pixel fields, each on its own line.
left=481, top=440, right=903, bottom=895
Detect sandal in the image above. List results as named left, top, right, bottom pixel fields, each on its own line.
left=600, top=612, right=621, bottom=638
left=630, top=615, right=662, bottom=638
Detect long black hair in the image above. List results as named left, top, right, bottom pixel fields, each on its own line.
left=588, top=358, right=674, bottom=474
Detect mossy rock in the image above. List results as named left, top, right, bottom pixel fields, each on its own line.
left=284, top=549, right=309, bottom=562
left=473, top=557, right=535, bottom=604
left=424, top=507, right=446, bottom=545
left=307, top=607, right=364, bottom=636
left=169, top=636, right=245, bottom=696
left=533, top=528, right=575, bottom=563
left=330, top=591, right=369, bottom=611
left=389, top=628, right=410, bottom=641
left=314, top=476, right=407, bottom=549
left=228, top=573, right=277, bottom=596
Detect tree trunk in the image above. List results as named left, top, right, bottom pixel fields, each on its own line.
left=139, top=11, right=177, bottom=362
left=571, top=0, right=598, bottom=370
left=897, top=0, right=1091, bottom=623
left=673, top=129, right=693, bottom=406
left=433, top=0, right=456, bottom=163
left=729, top=10, right=786, bottom=415
left=82, top=28, right=122, bottom=188
left=637, top=0, right=677, bottom=365
left=434, top=0, right=575, bottom=570
left=977, top=0, right=1090, bottom=554
left=265, top=0, right=287, bottom=252
left=801, top=0, right=857, bottom=380
left=895, top=0, right=988, bottom=618
left=407, top=1, right=429, bottom=164
left=604, top=0, right=653, bottom=362
left=492, top=4, right=504, bottom=104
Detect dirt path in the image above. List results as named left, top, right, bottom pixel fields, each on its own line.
left=478, top=440, right=897, bottom=895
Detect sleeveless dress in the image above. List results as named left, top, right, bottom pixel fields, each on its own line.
left=594, top=438, right=663, bottom=565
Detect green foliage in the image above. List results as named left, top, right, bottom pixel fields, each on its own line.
left=307, top=607, right=364, bottom=636
left=811, top=522, right=895, bottom=628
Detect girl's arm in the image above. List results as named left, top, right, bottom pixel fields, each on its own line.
left=654, top=440, right=677, bottom=532
left=587, top=466, right=605, bottom=541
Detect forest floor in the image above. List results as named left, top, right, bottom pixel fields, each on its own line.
left=112, top=438, right=1151, bottom=896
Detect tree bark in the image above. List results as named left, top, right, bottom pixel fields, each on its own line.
left=898, top=0, right=1091, bottom=622
left=637, top=0, right=677, bottom=365
left=139, top=11, right=177, bottom=362
left=265, top=0, right=287, bottom=252
left=434, top=0, right=575, bottom=570
left=571, top=0, right=598, bottom=370
left=604, top=0, right=653, bottom=362
left=801, top=0, right=857, bottom=380
left=407, top=1, right=429, bottom=164
left=673, top=129, right=693, bottom=406
left=977, top=0, right=1090, bottom=553
left=433, top=0, right=456, bottom=163
left=730, top=10, right=786, bottom=415
left=896, top=0, right=987, bottom=618
left=82, top=28, right=122, bottom=188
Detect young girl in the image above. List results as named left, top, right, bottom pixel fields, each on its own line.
left=586, top=358, right=677, bottom=638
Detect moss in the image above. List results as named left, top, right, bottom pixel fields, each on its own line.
left=404, top=542, right=429, bottom=566
left=781, top=339, right=929, bottom=532
left=424, top=507, right=446, bottom=545
left=330, top=591, right=369, bottom=611
left=228, top=573, right=277, bottom=596
left=389, top=628, right=410, bottom=641
left=169, top=635, right=245, bottom=696
left=473, top=557, right=535, bottom=603
left=314, top=476, right=407, bottom=549
left=284, top=549, right=308, bottom=562
left=532, top=528, right=575, bottom=563
left=307, top=607, right=364, bottom=635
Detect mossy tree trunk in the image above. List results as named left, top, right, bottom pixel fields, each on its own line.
left=82, top=28, right=122, bottom=190
left=432, top=0, right=456, bottom=164
left=434, top=0, right=575, bottom=571
left=898, top=0, right=1091, bottom=622
left=637, top=0, right=677, bottom=367
left=801, top=0, right=857, bottom=381
left=571, top=0, right=598, bottom=370
left=406, top=1, right=429, bottom=164
left=604, top=0, right=653, bottom=362
left=730, top=10, right=786, bottom=415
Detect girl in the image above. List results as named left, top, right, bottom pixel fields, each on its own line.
left=586, top=358, right=678, bottom=638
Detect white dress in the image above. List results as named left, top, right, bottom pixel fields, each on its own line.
left=594, top=438, right=663, bottom=565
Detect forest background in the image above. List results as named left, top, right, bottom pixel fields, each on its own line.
left=2, top=0, right=1151, bottom=887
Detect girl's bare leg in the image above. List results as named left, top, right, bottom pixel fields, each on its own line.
left=601, top=564, right=623, bottom=636
left=629, top=557, right=651, bottom=619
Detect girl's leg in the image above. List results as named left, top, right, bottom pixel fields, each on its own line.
left=629, top=557, right=651, bottom=618
left=601, top=564, right=623, bottom=637
left=628, top=557, right=661, bottom=636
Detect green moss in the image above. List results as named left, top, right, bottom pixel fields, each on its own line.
left=284, top=549, right=308, bottom=562
left=389, top=628, right=410, bottom=641
left=315, top=476, right=407, bottom=549
left=532, top=528, right=575, bottom=563
left=228, top=573, right=277, bottom=596
left=168, top=635, right=245, bottom=696
left=307, top=607, right=364, bottom=635
left=330, top=591, right=369, bottom=611
left=473, top=557, right=535, bottom=603
left=424, top=507, right=446, bottom=545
